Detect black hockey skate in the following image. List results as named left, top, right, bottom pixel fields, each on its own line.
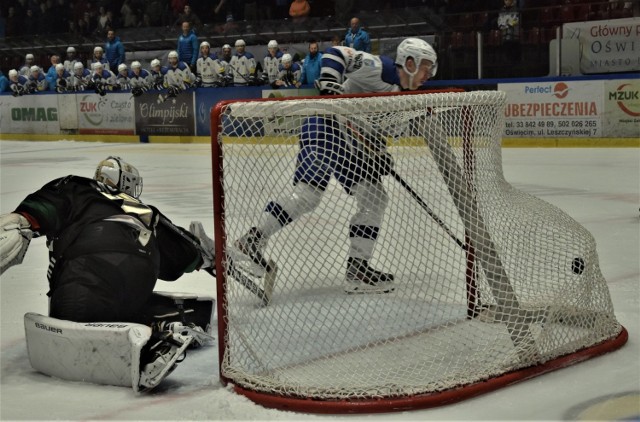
left=344, top=257, right=395, bottom=294
left=234, top=227, right=273, bottom=273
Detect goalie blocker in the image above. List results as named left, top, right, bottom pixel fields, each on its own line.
left=24, top=292, right=215, bottom=392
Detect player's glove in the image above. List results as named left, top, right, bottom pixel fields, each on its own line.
left=314, top=79, right=344, bottom=95
left=194, top=76, right=202, bottom=87
left=188, top=221, right=215, bottom=273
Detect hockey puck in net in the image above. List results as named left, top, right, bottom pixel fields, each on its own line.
left=572, top=257, right=585, bottom=275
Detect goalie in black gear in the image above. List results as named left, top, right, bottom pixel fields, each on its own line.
left=0, top=157, right=216, bottom=390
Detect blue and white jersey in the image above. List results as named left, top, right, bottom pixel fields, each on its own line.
left=10, top=75, right=29, bottom=95
left=71, top=68, right=91, bottom=90
left=28, top=71, right=48, bottom=92
left=91, top=58, right=110, bottom=71
left=130, top=68, right=153, bottom=88
left=275, top=62, right=301, bottom=87
left=196, top=53, right=228, bottom=87
left=263, top=51, right=283, bottom=84
left=19, top=64, right=40, bottom=77
left=150, top=66, right=169, bottom=88
left=229, top=52, right=256, bottom=86
left=116, top=70, right=132, bottom=90
left=63, top=58, right=78, bottom=74
left=53, top=69, right=72, bottom=92
left=319, top=46, right=400, bottom=94
left=165, top=61, right=195, bottom=89
left=92, top=68, right=117, bottom=87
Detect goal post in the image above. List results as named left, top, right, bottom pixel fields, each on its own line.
left=209, top=90, right=627, bottom=413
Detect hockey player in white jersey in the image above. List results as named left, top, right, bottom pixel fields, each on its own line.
left=196, top=41, right=230, bottom=87
left=91, top=46, right=110, bottom=71
left=235, top=38, right=437, bottom=294
left=8, top=69, right=30, bottom=96
left=71, top=62, right=91, bottom=91
left=116, top=63, right=132, bottom=90
left=164, top=50, right=196, bottom=96
left=262, top=39, right=283, bottom=85
left=150, top=58, right=168, bottom=90
left=52, top=63, right=72, bottom=93
left=229, top=39, right=257, bottom=86
left=27, top=65, right=48, bottom=93
left=63, top=47, right=78, bottom=74
left=19, top=54, right=38, bottom=77
left=271, top=53, right=301, bottom=88
left=90, top=62, right=117, bottom=96
left=129, top=61, right=154, bottom=97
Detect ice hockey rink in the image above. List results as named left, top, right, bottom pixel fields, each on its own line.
left=1, top=140, right=638, bottom=421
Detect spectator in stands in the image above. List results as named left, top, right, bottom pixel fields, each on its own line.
left=25, top=8, right=38, bottom=35
left=345, top=17, right=371, bottom=53
left=272, top=53, right=301, bottom=88
left=177, top=21, right=199, bottom=72
left=46, top=55, right=62, bottom=91
left=299, top=41, right=322, bottom=86
left=262, top=40, right=283, bottom=85
left=79, top=12, right=94, bottom=36
left=105, top=30, right=126, bottom=70
left=174, top=4, right=202, bottom=32
left=92, top=46, right=110, bottom=71
left=5, top=6, right=21, bottom=37
left=145, top=0, right=168, bottom=26
left=497, top=0, right=521, bottom=76
left=95, top=6, right=112, bottom=35
left=120, top=0, right=138, bottom=28
left=289, top=0, right=310, bottom=24
left=0, top=71, right=9, bottom=93
left=19, top=54, right=36, bottom=77
left=334, top=0, right=355, bottom=26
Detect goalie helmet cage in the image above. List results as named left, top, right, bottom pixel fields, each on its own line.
left=210, top=90, right=627, bottom=414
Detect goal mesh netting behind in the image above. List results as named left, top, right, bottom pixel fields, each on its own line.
left=210, top=90, right=626, bottom=413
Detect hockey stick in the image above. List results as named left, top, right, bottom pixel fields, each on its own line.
left=388, top=168, right=466, bottom=250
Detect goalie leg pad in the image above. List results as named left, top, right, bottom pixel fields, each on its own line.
left=147, top=291, right=216, bottom=338
left=24, top=312, right=152, bottom=391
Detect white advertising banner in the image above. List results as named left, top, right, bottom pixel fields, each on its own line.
left=77, top=92, right=135, bottom=135
left=603, top=79, right=640, bottom=138
left=0, top=94, right=60, bottom=134
left=499, top=80, right=603, bottom=138
left=563, top=18, right=640, bottom=74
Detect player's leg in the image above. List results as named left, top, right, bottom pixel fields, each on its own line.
left=344, top=179, right=394, bottom=293
left=235, top=116, right=334, bottom=266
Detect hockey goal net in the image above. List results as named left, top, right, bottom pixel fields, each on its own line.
left=210, top=90, right=627, bottom=413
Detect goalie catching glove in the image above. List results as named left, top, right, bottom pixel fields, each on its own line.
left=0, top=213, right=33, bottom=275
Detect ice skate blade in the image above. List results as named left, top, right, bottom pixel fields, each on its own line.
left=344, top=284, right=395, bottom=294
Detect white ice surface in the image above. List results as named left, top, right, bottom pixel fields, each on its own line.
left=1, top=141, right=638, bottom=421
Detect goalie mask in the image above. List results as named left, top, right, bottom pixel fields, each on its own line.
left=94, top=156, right=143, bottom=198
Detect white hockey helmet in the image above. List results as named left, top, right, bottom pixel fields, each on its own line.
left=118, top=63, right=128, bottom=73
left=200, top=41, right=210, bottom=49
left=150, top=58, right=161, bottom=68
left=94, top=62, right=103, bottom=70
left=74, top=62, right=84, bottom=71
left=395, top=37, right=438, bottom=78
left=25, top=53, right=34, bottom=61
left=222, top=44, right=232, bottom=51
left=30, top=65, right=40, bottom=73
left=268, top=40, right=278, bottom=49
left=55, top=63, right=65, bottom=71
left=94, top=156, right=143, bottom=198
left=131, top=61, right=141, bottom=69
left=281, top=53, right=292, bottom=64
left=9, top=69, right=18, bottom=78
left=94, top=46, right=104, bottom=54
left=168, top=51, right=179, bottom=59
left=235, top=39, right=245, bottom=47
left=66, top=46, right=76, bottom=53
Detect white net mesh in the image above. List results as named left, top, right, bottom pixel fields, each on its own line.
left=212, top=90, right=623, bottom=403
